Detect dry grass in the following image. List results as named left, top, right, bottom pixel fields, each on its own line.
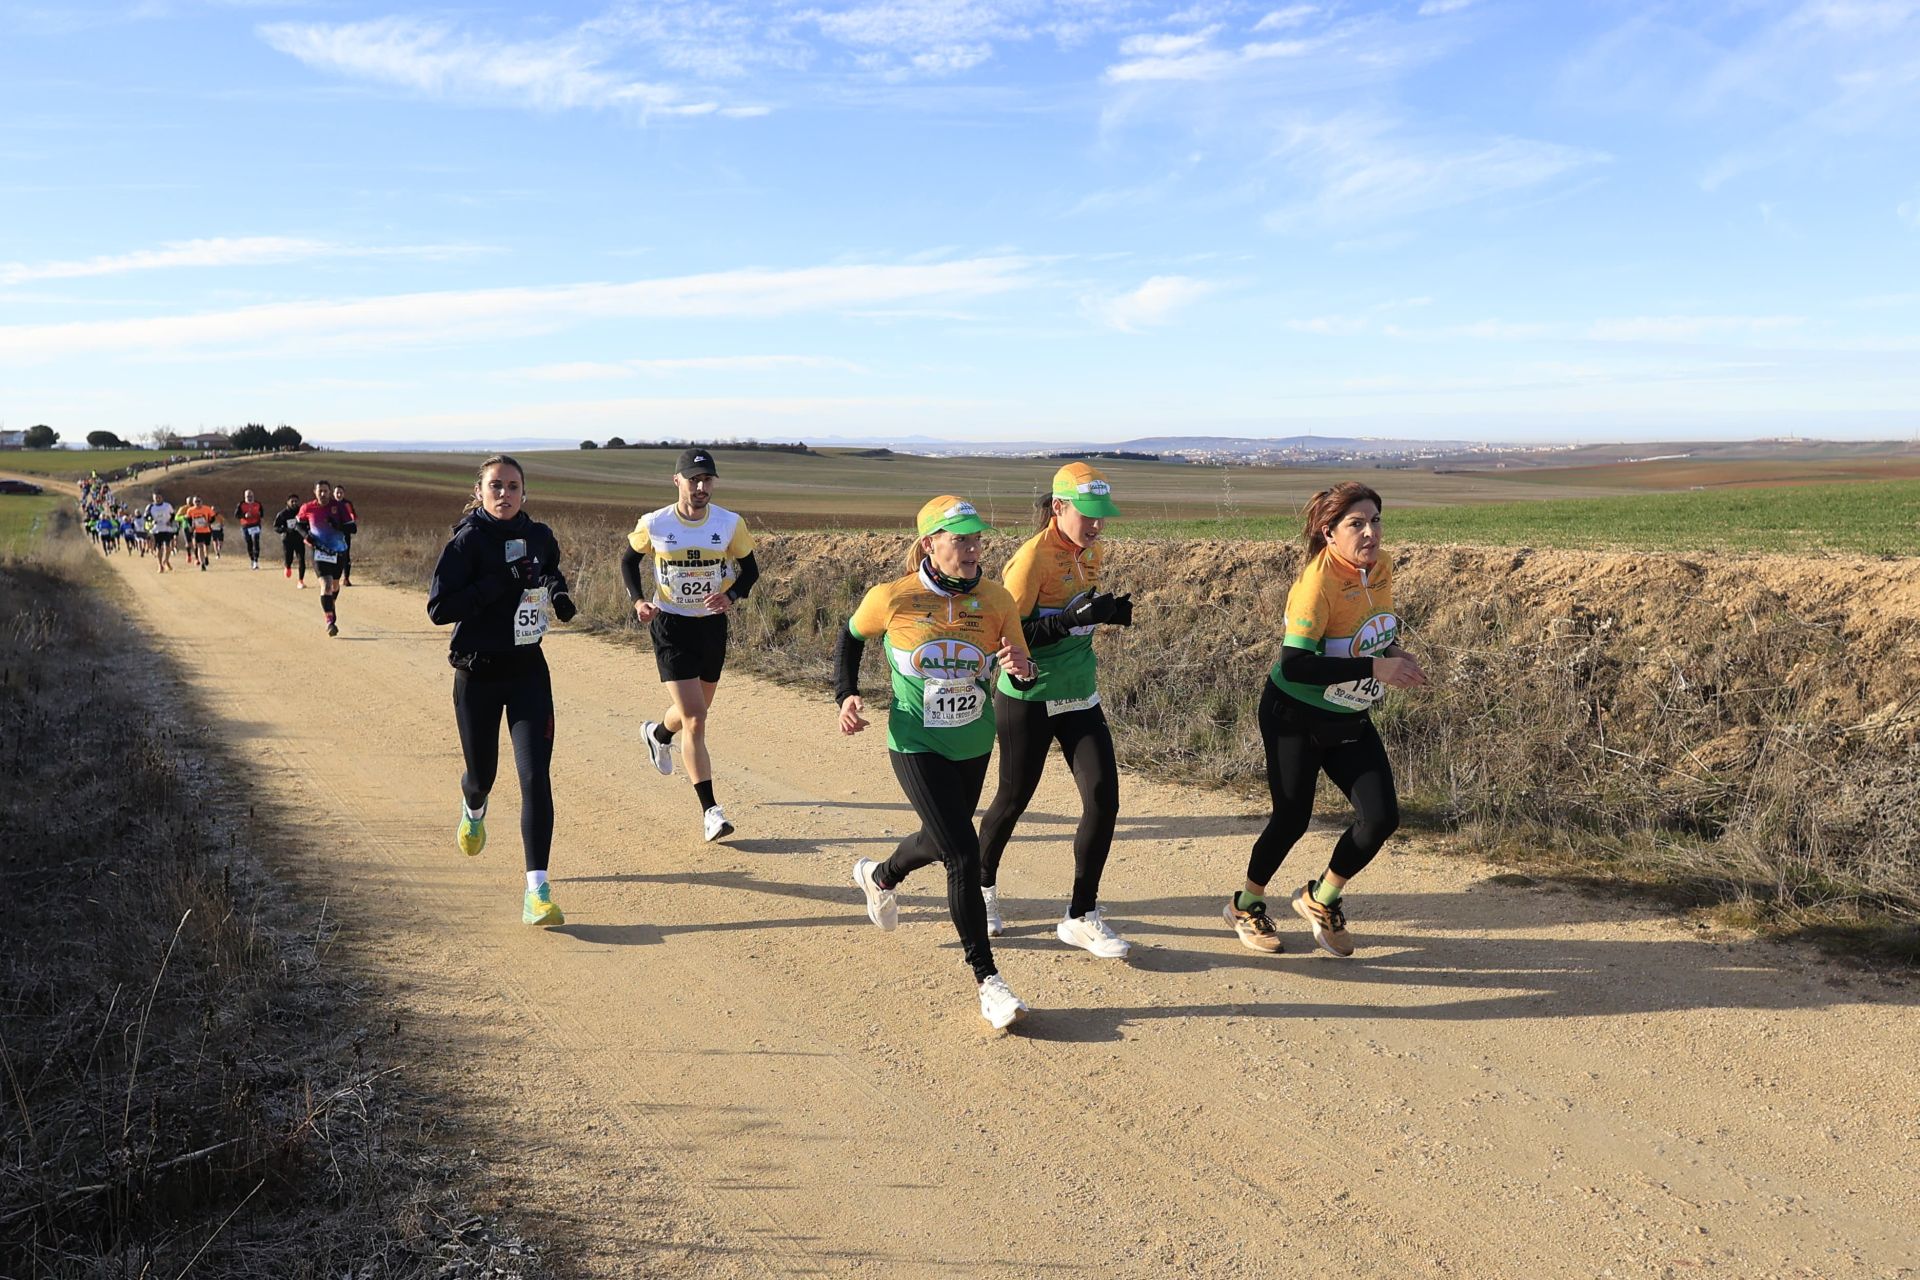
left=0, top=514, right=546, bottom=1278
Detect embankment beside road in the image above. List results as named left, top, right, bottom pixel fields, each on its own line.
left=0, top=524, right=545, bottom=1278
left=361, top=519, right=1920, bottom=953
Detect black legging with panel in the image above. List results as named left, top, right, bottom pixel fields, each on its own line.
left=452, top=649, right=556, bottom=873
left=880, top=749, right=997, bottom=982
left=977, top=695, right=1119, bottom=918
left=1246, top=677, right=1399, bottom=888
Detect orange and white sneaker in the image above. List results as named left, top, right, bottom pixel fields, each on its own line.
left=1222, top=896, right=1284, bottom=953
left=1291, top=882, right=1355, bottom=957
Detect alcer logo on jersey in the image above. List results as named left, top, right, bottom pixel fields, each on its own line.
left=908, top=638, right=988, bottom=680
left=1352, top=611, right=1399, bottom=657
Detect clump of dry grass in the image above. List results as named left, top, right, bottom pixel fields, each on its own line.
left=0, top=520, right=545, bottom=1277
left=358, top=518, right=1920, bottom=959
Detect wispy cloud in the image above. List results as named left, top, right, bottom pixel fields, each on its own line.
left=1253, top=7, right=1317, bottom=33
left=1267, top=114, right=1608, bottom=230
left=1586, top=314, right=1806, bottom=342
left=0, top=235, right=489, bottom=286
left=1563, top=2, right=1920, bottom=188
left=1416, top=0, right=1475, bottom=16
left=1088, top=274, right=1220, bottom=332
left=513, top=354, right=868, bottom=381
left=258, top=16, right=762, bottom=117
left=0, top=256, right=1043, bottom=362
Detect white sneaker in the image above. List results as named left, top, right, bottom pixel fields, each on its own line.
left=977, top=975, right=1029, bottom=1030
left=981, top=885, right=1004, bottom=936
left=641, top=721, right=673, bottom=776
left=1056, top=907, right=1131, bottom=959
left=702, top=804, right=733, bottom=843
left=852, top=857, right=897, bottom=931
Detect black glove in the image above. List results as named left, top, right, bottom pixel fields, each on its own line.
left=1064, top=592, right=1117, bottom=628
left=505, top=555, right=538, bottom=589
left=544, top=577, right=577, bottom=622
left=1108, top=593, right=1133, bottom=627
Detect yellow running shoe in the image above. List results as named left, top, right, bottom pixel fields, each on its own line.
left=522, top=883, right=564, bottom=926
left=457, top=810, right=486, bottom=857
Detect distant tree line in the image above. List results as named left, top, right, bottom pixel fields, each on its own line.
left=1044, top=450, right=1160, bottom=462
left=581, top=438, right=818, bottom=456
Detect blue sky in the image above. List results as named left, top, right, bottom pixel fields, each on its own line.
left=3, top=0, right=1918, bottom=447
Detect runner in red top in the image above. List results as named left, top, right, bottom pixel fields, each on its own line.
left=235, top=489, right=265, bottom=570
left=296, top=481, right=349, bottom=636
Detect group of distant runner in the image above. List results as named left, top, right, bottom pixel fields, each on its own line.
left=415, top=448, right=1419, bottom=1031
left=102, top=477, right=359, bottom=637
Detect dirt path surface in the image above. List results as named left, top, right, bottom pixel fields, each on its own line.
left=102, top=550, right=1918, bottom=1280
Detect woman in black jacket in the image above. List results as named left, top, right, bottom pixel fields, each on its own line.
left=427, top=454, right=577, bottom=926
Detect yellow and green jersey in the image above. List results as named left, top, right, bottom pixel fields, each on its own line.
left=626, top=503, right=755, bottom=617
left=850, top=568, right=1030, bottom=760
left=1272, top=548, right=1399, bottom=714
left=996, top=521, right=1103, bottom=708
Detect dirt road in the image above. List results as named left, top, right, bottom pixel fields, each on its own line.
left=101, top=548, right=1917, bottom=1279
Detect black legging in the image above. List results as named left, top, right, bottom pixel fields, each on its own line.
left=452, top=653, right=556, bottom=873
left=877, top=750, right=996, bottom=982
left=243, top=526, right=263, bottom=561
left=281, top=535, right=306, bottom=578
left=978, top=693, right=1119, bottom=917
left=1246, top=679, right=1400, bottom=888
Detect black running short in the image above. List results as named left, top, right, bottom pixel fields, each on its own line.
left=211, top=528, right=224, bottom=542
left=153, top=531, right=174, bottom=544
left=649, top=610, right=728, bottom=683
left=193, top=531, right=212, bottom=545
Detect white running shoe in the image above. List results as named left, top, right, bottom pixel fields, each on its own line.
left=702, top=804, right=734, bottom=843
left=981, top=885, right=1004, bottom=937
left=977, top=975, right=1029, bottom=1030
left=852, top=857, right=898, bottom=931
left=1055, top=907, right=1131, bottom=959
left=641, top=721, right=673, bottom=776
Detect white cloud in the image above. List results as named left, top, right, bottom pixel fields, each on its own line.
left=1253, top=7, right=1317, bottom=33
left=1089, top=274, right=1220, bottom=332
left=1585, top=315, right=1806, bottom=342
left=0, top=235, right=488, bottom=286
left=259, top=16, right=732, bottom=116
left=514, top=354, right=868, bottom=381
left=1267, top=114, right=1608, bottom=229
left=1287, top=314, right=1369, bottom=335
left=1106, top=28, right=1310, bottom=82
left=1417, top=0, right=1475, bottom=15
left=0, top=256, right=1043, bottom=363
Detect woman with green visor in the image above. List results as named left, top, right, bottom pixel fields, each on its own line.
left=834, top=495, right=1039, bottom=1030
left=976, top=462, right=1134, bottom=956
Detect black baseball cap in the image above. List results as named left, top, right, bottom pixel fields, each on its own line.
left=677, top=447, right=717, bottom=478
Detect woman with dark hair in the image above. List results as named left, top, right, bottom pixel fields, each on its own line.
left=835, top=495, right=1039, bottom=1029
left=1222, top=482, right=1426, bottom=958
left=428, top=455, right=578, bottom=926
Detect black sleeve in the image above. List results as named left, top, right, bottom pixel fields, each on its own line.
left=539, top=529, right=576, bottom=622
left=295, top=515, right=314, bottom=543
left=1277, top=645, right=1376, bottom=687
left=1023, top=612, right=1077, bottom=649
left=726, top=551, right=760, bottom=602
left=619, top=546, right=649, bottom=602
left=427, top=534, right=514, bottom=626
left=833, top=624, right=866, bottom=705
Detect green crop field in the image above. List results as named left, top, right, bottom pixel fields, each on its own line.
left=0, top=495, right=63, bottom=555
left=1149, top=478, right=1920, bottom=555
left=0, top=449, right=187, bottom=481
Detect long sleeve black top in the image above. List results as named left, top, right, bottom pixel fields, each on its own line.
left=427, top=510, right=570, bottom=655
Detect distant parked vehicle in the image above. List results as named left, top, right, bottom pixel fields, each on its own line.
left=0, top=480, right=46, bottom=495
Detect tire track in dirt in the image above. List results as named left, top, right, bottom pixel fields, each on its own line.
left=103, top=551, right=1920, bottom=1279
